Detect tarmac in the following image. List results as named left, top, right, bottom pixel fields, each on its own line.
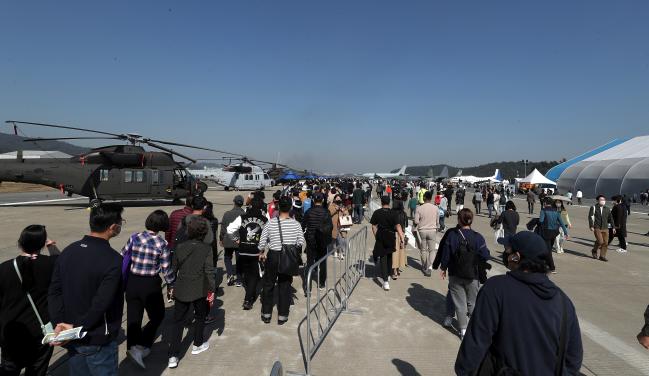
left=1, top=188, right=649, bottom=375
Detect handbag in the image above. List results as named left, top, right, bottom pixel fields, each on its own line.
left=277, top=218, right=302, bottom=276
left=13, top=258, right=55, bottom=337
left=339, top=214, right=353, bottom=227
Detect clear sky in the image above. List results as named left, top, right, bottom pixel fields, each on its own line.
left=1, top=1, right=647, bottom=173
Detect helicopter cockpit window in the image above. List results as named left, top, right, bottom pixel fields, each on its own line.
left=264, top=174, right=270, bottom=180
left=100, top=169, right=109, bottom=182
left=124, top=170, right=133, bottom=183
left=255, top=175, right=259, bottom=180
left=135, top=170, right=144, bottom=183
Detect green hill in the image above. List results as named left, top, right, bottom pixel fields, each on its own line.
left=0, top=133, right=88, bottom=155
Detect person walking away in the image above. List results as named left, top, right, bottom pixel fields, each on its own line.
left=437, top=199, right=447, bottom=232
left=472, top=189, right=483, bottom=215
left=227, top=198, right=268, bottom=310
left=418, top=183, right=428, bottom=205
left=328, top=195, right=350, bottom=260
left=302, top=193, right=333, bottom=292
left=539, top=198, right=569, bottom=273
left=122, top=210, right=175, bottom=369
left=440, top=209, right=490, bottom=339
left=487, top=190, right=496, bottom=218
left=623, top=194, right=632, bottom=216
left=609, top=196, right=628, bottom=253
left=0, top=225, right=59, bottom=376
left=588, top=195, right=615, bottom=262
left=408, top=194, right=418, bottom=220
left=498, top=191, right=507, bottom=214
left=555, top=201, right=572, bottom=254
left=258, top=197, right=306, bottom=324
left=220, top=195, right=246, bottom=287
left=370, top=196, right=405, bottom=291
left=456, top=231, right=583, bottom=375
left=167, top=196, right=193, bottom=250
left=414, top=192, right=439, bottom=276
left=500, top=201, right=520, bottom=239
left=48, top=204, right=125, bottom=376
left=352, top=183, right=365, bottom=224
left=391, top=200, right=408, bottom=279
left=167, top=216, right=215, bottom=368
left=302, top=191, right=313, bottom=215
left=455, top=187, right=465, bottom=212
left=576, top=189, right=583, bottom=205
left=527, top=189, right=536, bottom=214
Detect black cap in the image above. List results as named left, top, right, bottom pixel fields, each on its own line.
left=312, top=193, right=324, bottom=202
left=233, top=195, right=244, bottom=205
left=498, top=231, right=547, bottom=264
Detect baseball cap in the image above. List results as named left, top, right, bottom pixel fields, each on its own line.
left=312, top=192, right=324, bottom=202
left=497, top=231, right=547, bottom=264
left=233, top=195, right=244, bottom=205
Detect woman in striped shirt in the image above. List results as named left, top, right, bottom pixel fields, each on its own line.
left=258, top=196, right=305, bottom=325
left=121, top=210, right=175, bottom=369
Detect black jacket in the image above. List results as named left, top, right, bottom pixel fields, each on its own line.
left=611, top=203, right=627, bottom=237
left=302, top=205, right=330, bottom=248
left=455, top=270, right=583, bottom=376
left=48, top=236, right=123, bottom=345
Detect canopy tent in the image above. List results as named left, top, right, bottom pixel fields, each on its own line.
left=279, top=171, right=301, bottom=180
left=518, top=169, right=556, bottom=185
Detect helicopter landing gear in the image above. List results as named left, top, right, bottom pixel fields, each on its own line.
left=67, top=191, right=73, bottom=197
left=89, top=198, right=102, bottom=208
left=172, top=197, right=182, bottom=205
left=224, top=186, right=230, bottom=191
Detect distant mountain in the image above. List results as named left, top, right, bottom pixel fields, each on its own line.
left=0, top=133, right=89, bottom=155
left=398, top=160, right=564, bottom=180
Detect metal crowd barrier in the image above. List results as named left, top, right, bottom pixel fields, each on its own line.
left=299, top=226, right=368, bottom=375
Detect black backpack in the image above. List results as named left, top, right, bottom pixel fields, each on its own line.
left=451, top=229, right=478, bottom=279
left=315, top=212, right=334, bottom=246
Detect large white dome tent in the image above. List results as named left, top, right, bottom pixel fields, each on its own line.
left=550, top=136, right=649, bottom=198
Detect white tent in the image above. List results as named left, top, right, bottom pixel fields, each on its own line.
left=519, top=169, right=556, bottom=186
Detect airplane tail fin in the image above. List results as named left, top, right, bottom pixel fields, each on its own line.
left=398, top=165, right=407, bottom=175
left=455, top=169, right=463, bottom=177
left=493, top=169, right=503, bottom=181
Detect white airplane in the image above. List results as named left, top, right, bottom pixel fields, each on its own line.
left=362, top=165, right=407, bottom=179
left=449, top=169, right=503, bottom=184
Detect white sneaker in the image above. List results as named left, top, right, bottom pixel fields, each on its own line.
left=191, top=341, right=210, bottom=355
left=135, top=345, right=151, bottom=358
left=168, top=357, right=179, bottom=369
left=617, top=248, right=628, bottom=253
left=383, top=281, right=390, bottom=291
left=443, top=316, right=453, bottom=328
left=127, top=347, right=146, bottom=369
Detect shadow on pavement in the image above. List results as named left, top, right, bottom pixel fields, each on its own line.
left=392, top=358, right=422, bottom=376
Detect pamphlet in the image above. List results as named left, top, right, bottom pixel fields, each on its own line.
left=42, top=327, right=87, bottom=345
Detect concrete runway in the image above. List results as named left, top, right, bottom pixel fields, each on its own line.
left=1, top=188, right=648, bottom=375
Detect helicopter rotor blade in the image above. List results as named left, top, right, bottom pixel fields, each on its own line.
left=145, top=139, right=245, bottom=158
left=6, top=121, right=124, bottom=138
left=23, top=137, right=123, bottom=142
left=144, top=140, right=197, bottom=164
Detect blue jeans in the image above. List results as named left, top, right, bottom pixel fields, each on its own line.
left=353, top=204, right=364, bottom=223
left=67, top=339, right=118, bottom=376
left=488, top=204, right=495, bottom=218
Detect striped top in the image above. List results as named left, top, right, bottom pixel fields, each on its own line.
left=258, top=217, right=306, bottom=252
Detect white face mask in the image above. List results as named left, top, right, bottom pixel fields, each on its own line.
left=599, top=200, right=606, bottom=206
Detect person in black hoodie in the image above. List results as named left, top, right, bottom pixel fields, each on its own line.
left=455, top=231, right=582, bottom=376
left=0, top=225, right=59, bottom=376
left=48, top=203, right=124, bottom=376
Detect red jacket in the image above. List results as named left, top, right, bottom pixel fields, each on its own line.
left=166, top=206, right=192, bottom=248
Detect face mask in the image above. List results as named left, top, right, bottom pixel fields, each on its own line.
left=599, top=200, right=606, bottom=206
left=555, top=203, right=562, bottom=208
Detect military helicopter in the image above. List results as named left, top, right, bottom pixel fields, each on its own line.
left=1, top=120, right=243, bottom=207
left=187, top=157, right=288, bottom=191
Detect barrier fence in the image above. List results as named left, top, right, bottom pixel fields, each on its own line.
left=298, top=226, right=368, bottom=375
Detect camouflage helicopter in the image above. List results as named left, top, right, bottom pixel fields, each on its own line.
left=1, top=120, right=243, bottom=207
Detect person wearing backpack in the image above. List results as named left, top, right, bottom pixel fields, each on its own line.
left=220, top=196, right=246, bottom=287
left=0, top=225, right=59, bottom=376
left=498, top=191, right=507, bottom=214
left=440, top=209, right=490, bottom=339
left=301, top=193, right=333, bottom=292
left=539, top=198, right=569, bottom=273
left=371, top=196, right=405, bottom=291
left=455, top=231, right=583, bottom=375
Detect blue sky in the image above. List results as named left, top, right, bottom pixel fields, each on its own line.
left=0, top=1, right=647, bottom=173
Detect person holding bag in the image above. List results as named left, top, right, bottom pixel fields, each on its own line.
left=167, top=216, right=216, bottom=369
left=258, top=196, right=305, bottom=325
left=0, top=225, right=59, bottom=376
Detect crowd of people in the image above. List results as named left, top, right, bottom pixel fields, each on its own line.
left=1, top=175, right=647, bottom=375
